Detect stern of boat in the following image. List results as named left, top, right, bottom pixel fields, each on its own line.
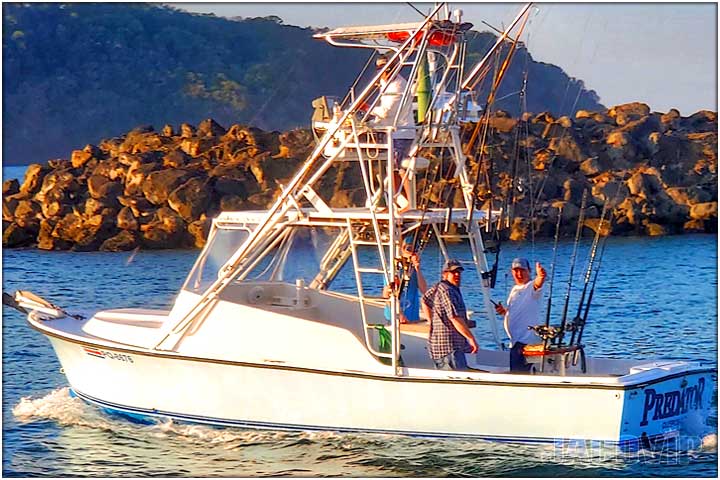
left=618, top=363, right=715, bottom=449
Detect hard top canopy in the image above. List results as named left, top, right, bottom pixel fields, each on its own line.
left=313, top=22, right=425, bottom=41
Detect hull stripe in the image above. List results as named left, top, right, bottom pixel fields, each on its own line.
left=72, top=388, right=677, bottom=447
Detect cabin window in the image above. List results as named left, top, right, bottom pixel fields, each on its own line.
left=243, top=226, right=344, bottom=286
left=183, top=226, right=251, bottom=293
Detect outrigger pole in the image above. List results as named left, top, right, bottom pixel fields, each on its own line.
left=460, top=3, right=533, bottom=91
left=556, top=189, right=587, bottom=347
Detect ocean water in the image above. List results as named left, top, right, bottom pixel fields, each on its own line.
left=3, top=165, right=29, bottom=183
left=2, top=229, right=718, bottom=476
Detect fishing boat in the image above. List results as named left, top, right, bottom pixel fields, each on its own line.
left=13, top=3, right=714, bottom=448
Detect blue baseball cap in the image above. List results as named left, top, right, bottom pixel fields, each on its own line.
left=511, top=257, right=530, bottom=271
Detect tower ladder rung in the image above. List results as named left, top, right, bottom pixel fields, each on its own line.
left=437, top=234, right=471, bottom=239
left=352, top=239, right=391, bottom=246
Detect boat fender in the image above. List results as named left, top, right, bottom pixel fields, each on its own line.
left=248, top=286, right=265, bottom=304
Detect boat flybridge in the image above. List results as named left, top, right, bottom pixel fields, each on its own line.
left=16, top=3, right=713, bottom=448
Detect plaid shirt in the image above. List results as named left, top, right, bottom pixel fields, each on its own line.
left=423, top=280, right=470, bottom=359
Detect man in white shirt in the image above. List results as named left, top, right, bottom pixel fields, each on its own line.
left=494, top=257, right=546, bottom=373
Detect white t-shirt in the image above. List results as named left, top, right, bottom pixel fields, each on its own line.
left=503, top=281, right=543, bottom=346
left=371, top=75, right=415, bottom=140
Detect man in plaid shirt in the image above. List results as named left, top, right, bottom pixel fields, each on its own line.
left=421, top=259, right=479, bottom=370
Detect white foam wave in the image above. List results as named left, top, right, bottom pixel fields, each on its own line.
left=12, top=387, right=114, bottom=430
left=13, top=389, right=307, bottom=448
left=143, top=418, right=303, bottom=448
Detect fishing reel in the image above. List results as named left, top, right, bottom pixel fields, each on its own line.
left=480, top=265, right=498, bottom=289
left=528, top=325, right=562, bottom=342
left=564, top=316, right=586, bottom=332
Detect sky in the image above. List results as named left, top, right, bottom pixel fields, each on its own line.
left=172, top=2, right=718, bottom=115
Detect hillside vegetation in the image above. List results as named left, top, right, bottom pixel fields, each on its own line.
left=3, top=3, right=602, bottom=165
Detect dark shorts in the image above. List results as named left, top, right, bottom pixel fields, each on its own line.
left=510, top=342, right=532, bottom=373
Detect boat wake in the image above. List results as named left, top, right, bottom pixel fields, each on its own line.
left=11, top=387, right=350, bottom=448
left=12, top=387, right=115, bottom=430
left=148, top=418, right=300, bottom=447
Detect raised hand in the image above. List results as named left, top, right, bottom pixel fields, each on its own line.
left=410, top=252, right=420, bottom=269
left=534, top=262, right=547, bottom=289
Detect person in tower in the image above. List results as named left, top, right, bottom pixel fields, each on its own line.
left=369, top=53, right=418, bottom=212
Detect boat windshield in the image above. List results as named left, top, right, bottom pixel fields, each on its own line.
left=183, top=226, right=251, bottom=293
left=242, top=226, right=356, bottom=293
left=183, top=225, right=361, bottom=296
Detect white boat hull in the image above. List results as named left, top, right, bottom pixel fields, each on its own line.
left=45, top=331, right=714, bottom=448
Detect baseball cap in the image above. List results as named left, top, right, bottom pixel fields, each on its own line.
left=443, top=259, right=464, bottom=273
left=511, top=257, right=530, bottom=271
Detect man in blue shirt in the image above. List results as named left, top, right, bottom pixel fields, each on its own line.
left=383, top=236, right=427, bottom=323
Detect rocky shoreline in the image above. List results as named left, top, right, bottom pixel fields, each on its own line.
left=2, top=102, right=717, bottom=251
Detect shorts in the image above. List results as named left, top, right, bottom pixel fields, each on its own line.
left=433, top=350, right=469, bottom=371
left=510, top=342, right=532, bottom=373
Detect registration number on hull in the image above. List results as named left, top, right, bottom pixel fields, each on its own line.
left=83, top=346, right=134, bottom=363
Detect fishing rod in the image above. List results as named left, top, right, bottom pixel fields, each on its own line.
left=572, top=213, right=613, bottom=366
left=397, top=144, right=454, bottom=299
left=555, top=189, right=587, bottom=347
left=571, top=184, right=622, bottom=352
left=531, top=205, right=563, bottom=373
left=441, top=161, right=458, bottom=233
left=465, top=11, right=530, bottom=225
left=568, top=197, right=611, bottom=346
left=544, top=204, right=563, bottom=329
left=395, top=153, right=439, bottom=300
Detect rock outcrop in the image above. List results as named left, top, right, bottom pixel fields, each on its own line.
left=3, top=120, right=304, bottom=250
left=3, top=103, right=717, bottom=250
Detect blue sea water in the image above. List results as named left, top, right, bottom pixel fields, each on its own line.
left=2, top=223, right=718, bottom=476
left=3, top=165, right=29, bottom=183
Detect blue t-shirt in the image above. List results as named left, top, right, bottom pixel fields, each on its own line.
left=384, top=270, right=420, bottom=322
